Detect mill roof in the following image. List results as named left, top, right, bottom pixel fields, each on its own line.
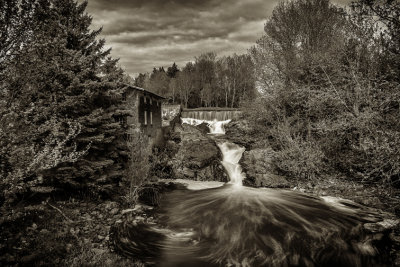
left=124, top=84, right=165, bottom=100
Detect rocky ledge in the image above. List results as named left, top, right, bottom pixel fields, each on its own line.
left=240, top=148, right=290, bottom=188
left=169, top=123, right=228, bottom=182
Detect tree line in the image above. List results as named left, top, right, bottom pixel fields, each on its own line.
left=246, top=0, right=400, bottom=189
left=134, top=53, right=257, bottom=108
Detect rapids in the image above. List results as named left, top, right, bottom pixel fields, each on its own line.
left=181, top=117, right=231, bottom=135
left=112, top=118, right=395, bottom=266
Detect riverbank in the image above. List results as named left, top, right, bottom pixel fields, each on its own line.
left=0, top=197, right=144, bottom=266
left=1, top=118, right=399, bottom=266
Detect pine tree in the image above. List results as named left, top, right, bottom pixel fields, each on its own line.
left=167, top=62, right=179, bottom=78
left=0, top=0, right=128, bottom=200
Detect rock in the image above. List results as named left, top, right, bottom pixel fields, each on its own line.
left=40, top=229, right=50, bottom=235
left=225, top=120, right=254, bottom=149
left=196, top=122, right=210, bottom=134
left=92, top=248, right=107, bottom=255
left=364, top=219, right=399, bottom=233
left=135, top=216, right=145, bottom=222
left=66, top=243, right=73, bottom=253
left=121, top=208, right=136, bottom=215
left=105, top=201, right=118, bottom=211
left=171, top=124, right=228, bottom=182
left=241, top=148, right=290, bottom=188
left=21, top=253, right=39, bottom=264
left=110, top=208, right=119, bottom=215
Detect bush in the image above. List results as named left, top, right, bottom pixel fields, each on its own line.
left=269, top=119, right=326, bottom=182
left=123, top=130, right=151, bottom=205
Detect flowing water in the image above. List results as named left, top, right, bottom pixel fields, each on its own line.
left=181, top=117, right=231, bottom=135
left=113, top=118, right=394, bottom=266
left=181, top=109, right=241, bottom=121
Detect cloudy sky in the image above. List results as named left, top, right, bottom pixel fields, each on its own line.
left=81, top=0, right=352, bottom=77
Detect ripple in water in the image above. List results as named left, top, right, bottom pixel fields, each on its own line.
left=113, top=185, right=393, bottom=266
left=112, top=120, right=394, bottom=266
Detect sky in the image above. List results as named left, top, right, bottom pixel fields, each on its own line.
left=81, top=0, right=352, bottom=77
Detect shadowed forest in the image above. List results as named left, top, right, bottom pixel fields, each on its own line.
left=0, top=0, right=399, bottom=265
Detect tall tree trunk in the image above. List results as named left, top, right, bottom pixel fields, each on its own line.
left=225, top=90, right=228, bottom=107
left=231, top=79, right=236, bottom=108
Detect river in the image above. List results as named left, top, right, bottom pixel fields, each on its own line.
left=114, top=118, right=395, bottom=266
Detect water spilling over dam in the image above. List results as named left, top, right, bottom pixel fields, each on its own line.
left=181, top=108, right=241, bottom=121
left=112, top=117, right=395, bottom=266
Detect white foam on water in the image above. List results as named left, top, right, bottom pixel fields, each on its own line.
left=217, top=142, right=246, bottom=186
left=181, top=118, right=231, bottom=134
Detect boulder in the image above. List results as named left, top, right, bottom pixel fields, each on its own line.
left=241, top=148, right=289, bottom=188
left=171, top=124, right=228, bottom=182
left=225, top=120, right=255, bottom=149
left=196, top=122, right=210, bottom=134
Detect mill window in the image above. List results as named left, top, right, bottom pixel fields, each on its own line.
left=150, top=112, right=153, bottom=125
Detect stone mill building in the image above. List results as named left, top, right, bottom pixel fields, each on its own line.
left=116, top=84, right=165, bottom=139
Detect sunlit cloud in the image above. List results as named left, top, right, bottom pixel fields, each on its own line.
left=81, top=0, right=353, bottom=76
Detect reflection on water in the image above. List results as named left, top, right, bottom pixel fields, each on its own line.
left=113, top=184, right=392, bottom=267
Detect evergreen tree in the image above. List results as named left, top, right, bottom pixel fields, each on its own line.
left=166, top=62, right=179, bottom=78
left=0, top=0, right=128, bottom=200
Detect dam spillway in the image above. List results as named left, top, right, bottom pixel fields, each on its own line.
left=180, top=108, right=241, bottom=121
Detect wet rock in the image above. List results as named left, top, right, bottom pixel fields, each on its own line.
left=225, top=120, right=254, bottom=149
left=241, top=148, right=290, bottom=188
left=196, top=122, right=210, bottom=134
left=364, top=219, right=399, bottom=233
left=171, top=124, right=228, bottom=182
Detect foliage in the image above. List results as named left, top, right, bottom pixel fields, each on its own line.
left=136, top=53, right=256, bottom=108
left=123, top=130, right=151, bottom=205
left=246, top=0, right=400, bottom=188
left=0, top=0, right=128, bottom=204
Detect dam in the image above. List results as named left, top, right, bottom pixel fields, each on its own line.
left=180, top=108, right=241, bottom=121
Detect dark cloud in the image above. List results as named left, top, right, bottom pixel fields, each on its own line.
left=81, top=0, right=353, bottom=76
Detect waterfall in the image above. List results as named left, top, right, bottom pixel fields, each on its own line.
left=114, top=117, right=393, bottom=267
left=217, top=142, right=245, bottom=186
left=181, top=116, right=245, bottom=185
left=181, top=109, right=241, bottom=121
left=181, top=118, right=231, bottom=134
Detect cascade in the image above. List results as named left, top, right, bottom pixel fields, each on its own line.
left=181, top=109, right=241, bottom=121
left=217, top=142, right=245, bottom=186
left=112, top=117, right=395, bottom=267
left=181, top=116, right=245, bottom=185
left=181, top=117, right=231, bottom=134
